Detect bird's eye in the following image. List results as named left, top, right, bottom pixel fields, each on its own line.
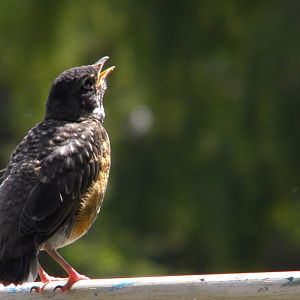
left=82, top=77, right=95, bottom=90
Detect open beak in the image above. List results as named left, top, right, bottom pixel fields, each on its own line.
left=94, top=56, right=115, bottom=89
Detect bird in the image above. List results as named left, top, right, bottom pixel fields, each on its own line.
left=0, top=56, right=115, bottom=291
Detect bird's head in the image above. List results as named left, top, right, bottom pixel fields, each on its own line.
left=45, top=56, right=115, bottom=122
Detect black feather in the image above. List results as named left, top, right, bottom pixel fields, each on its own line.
left=19, top=182, right=63, bottom=236
left=81, top=164, right=91, bottom=193
left=72, top=170, right=83, bottom=199
left=89, top=160, right=96, bottom=183
left=0, top=168, right=5, bottom=183
left=0, top=253, right=37, bottom=286
left=94, top=159, right=100, bottom=181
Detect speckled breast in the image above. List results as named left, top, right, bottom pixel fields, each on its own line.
left=46, top=129, right=111, bottom=250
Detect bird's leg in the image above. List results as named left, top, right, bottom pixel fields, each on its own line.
left=44, top=243, right=89, bottom=292
left=38, top=265, right=68, bottom=283
left=30, top=265, right=51, bottom=293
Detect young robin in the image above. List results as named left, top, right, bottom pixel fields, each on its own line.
left=0, top=57, right=115, bottom=291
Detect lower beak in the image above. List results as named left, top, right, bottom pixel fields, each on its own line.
left=98, top=66, right=115, bottom=81
left=94, top=56, right=115, bottom=88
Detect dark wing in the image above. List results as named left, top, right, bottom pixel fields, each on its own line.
left=18, top=142, right=101, bottom=243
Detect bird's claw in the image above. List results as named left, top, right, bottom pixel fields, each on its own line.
left=30, top=282, right=68, bottom=293
left=30, top=285, right=43, bottom=293
left=53, top=284, right=65, bottom=292
left=52, top=274, right=89, bottom=292
left=30, top=285, right=39, bottom=293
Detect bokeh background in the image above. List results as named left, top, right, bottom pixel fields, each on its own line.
left=1, top=1, right=300, bottom=278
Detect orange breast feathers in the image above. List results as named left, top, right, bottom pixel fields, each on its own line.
left=68, top=138, right=111, bottom=242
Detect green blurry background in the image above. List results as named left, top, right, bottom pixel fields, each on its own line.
left=1, top=1, right=300, bottom=278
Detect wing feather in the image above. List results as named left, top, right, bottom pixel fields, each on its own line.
left=18, top=139, right=101, bottom=243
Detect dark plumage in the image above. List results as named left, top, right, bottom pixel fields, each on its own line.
left=0, top=57, right=115, bottom=291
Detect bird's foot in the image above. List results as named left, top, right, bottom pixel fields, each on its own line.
left=53, top=271, right=89, bottom=292
left=31, top=273, right=88, bottom=293
left=30, top=283, right=48, bottom=294
left=40, top=272, right=68, bottom=283
left=31, top=266, right=69, bottom=293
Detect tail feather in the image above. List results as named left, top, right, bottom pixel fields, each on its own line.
left=0, top=253, right=38, bottom=286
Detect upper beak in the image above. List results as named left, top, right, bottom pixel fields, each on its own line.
left=94, top=56, right=115, bottom=88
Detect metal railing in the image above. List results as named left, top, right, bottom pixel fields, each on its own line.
left=1, top=271, right=300, bottom=299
